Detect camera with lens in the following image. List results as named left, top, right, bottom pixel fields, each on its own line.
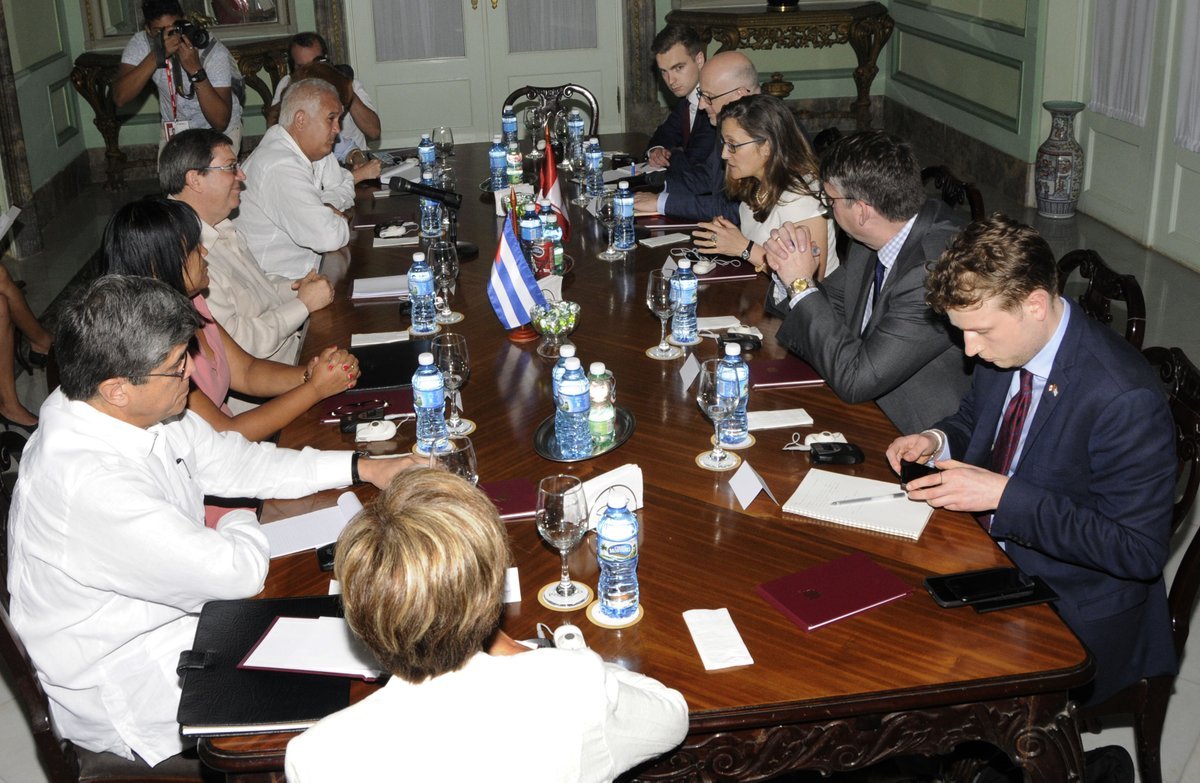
left=169, top=19, right=210, bottom=50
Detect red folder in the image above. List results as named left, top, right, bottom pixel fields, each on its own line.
left=748, top=356, right=825, bottom=389
left=480, top=478, right=538, bottom=521
left=756, top=552, right=912, bottom=631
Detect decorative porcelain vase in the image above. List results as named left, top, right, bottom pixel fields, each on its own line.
left=1035, top=100, right=1085, bottom=219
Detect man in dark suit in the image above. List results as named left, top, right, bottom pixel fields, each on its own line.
left=887, top=215, right=1177, bottom=706
left=762, top=131, right=972, bottom=434
left=644, top=25, right=715, bottom=172
left=634, top=50, right=757, bottom=223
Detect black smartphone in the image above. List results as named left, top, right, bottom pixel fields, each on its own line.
left=924, top=567, right=1036, bottom=608
left=972, top=575, right=1058, bottom=613
left=809, top=441, right=865, bottom=465
left=316, top=542, right=336, bottom=572
left=900, top=459, right=940, bottom=487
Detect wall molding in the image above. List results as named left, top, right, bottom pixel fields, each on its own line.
left=892, top=0, right=1027, bottom=36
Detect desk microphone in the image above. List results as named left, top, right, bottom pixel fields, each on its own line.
left=387, top=177, right=463, bottom=210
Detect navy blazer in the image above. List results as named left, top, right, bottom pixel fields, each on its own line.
left=645, top=96, right=716, bottom=170
left=935, top=303, right=1178, bottom=704
left=661, top=133, right=740, bottom=223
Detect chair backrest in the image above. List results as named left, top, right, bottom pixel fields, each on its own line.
left=0, top=603, right=81, bottom=783
left=920, top=165, right=985, bottom=221
left=502, top=84, right=600, bottom=138
left=0, top=430, right=27, bottom=610
left=1143, top=346, right=1200, bottom=658
left=1057, top=249, right=1147, bottom=349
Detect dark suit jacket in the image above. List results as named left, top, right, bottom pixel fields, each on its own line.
left=768, top=199, right=972, bottom=434
left=936, top=304, right=1178, bottom=704
left=645, top=96, right=716, bottom=170
left=661, top=132, right=740, bottom=223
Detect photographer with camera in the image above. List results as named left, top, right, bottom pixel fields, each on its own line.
left=115, top=0, right=243, bottom=154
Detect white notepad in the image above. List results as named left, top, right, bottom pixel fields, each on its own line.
left=263, top=492, right=365, bottom=557
left=240, top=616, right=382, bottom=680
left=782, top=468, right=933, bottom=541
left=351, top=274, right=409, bottom=300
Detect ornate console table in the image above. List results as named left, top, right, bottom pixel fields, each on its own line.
left=70, top=36, right=290, bottom=190
left=665, top=2, right=894, bottom=130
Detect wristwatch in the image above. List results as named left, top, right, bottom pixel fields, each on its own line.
left=740, top=240, right=754, bottom=263
left=188, top=68, right=208, bottom=84
left=788, top=277, right=813, bottom=295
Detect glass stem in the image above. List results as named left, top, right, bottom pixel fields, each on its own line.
left=606, top=225, right=616, bottom=253
left=558, top=548, right=573, bottom=594
left=712, top=419, right=727, bottom=462
left=448, top=390, right=461, bottom=427
left=658, top=318, right=670, bottom=351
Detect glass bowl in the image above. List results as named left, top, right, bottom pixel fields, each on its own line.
left=530, top=300, right=580, bottom=358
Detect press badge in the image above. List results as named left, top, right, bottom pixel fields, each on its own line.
left=163, top=120, right=191, bottom=139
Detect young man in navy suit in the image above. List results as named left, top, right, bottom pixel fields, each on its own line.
left=887, top=215, right=1177, bottom=706
left=644, top=25, right=714, bottom=172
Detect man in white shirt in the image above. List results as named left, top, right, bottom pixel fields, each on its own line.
left=266, top=32, right=381, bottom=164
left=6, top=276, right=417, bottom=767
left=162, top=128, right=333, bottom=363
left=235, top=79, right=359, bottom=279
left=114, top=0, right=242, bottom=152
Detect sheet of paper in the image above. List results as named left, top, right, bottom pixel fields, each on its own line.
left=639, top=233, right=690, bottom=248
left=503, top=566, right=521, bottom=604
left=263, top=492, right=364, bottom=558
left=240, top=616, right=381, bottom=679
left=351, top=331, right=410, bottom=347
left=696, top=316, right=741, bottom=331
left=679, top=353, right=700, bottom=390
left=581, top=464, right=644, bottom=528
left=729, top=460, right=778, bottom=509
left=747, top=408, right=814, bottom=431
left=351, top=275, right=408, bottom=300
left=372, top=235, right=419, bottom=248
left=682, top=608, right=754, bottom=671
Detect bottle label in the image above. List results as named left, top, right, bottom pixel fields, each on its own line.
left=599, top=539, right=637, bottom=561
left=559, top=390, right=589, bottom=414
left=672, top=279, right=697, bottom=306
left=615, top=199, right=633, bottom=219
left=413, top=386, right=444, bottom=408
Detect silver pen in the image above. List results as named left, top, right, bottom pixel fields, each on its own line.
left=830, top=492, right=907, bottom=506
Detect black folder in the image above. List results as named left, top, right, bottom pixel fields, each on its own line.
left=176, top=595, right=352, bottom=736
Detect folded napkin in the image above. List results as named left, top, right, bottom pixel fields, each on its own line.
left=682, top=608, right=754, bottom=670
left=351, top=331, right=410, bottom=347
left=747, top=409, right=814, bottom=431
left=638, top=233, right=690, bottom=248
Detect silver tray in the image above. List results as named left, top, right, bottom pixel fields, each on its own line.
left=479, top=173, right=538, bottom=193
left=533, top=406, right=635, bottom=463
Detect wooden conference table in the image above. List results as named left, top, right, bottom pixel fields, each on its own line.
left=199, top=137, right=1090, bottom=781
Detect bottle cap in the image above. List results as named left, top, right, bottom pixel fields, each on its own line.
left=492, top=134, right=501, bottom=143
left=538, top=199, right=551, bottom=208
left=571, top=108, right=581, bottom=116
left=503, top=104, right=513, bottom=111
left=618, top=181, right=629, bottom=190
left=589, top=361, right=606, bottom=375
left=606, top=495, right=629, bottom=509
left=564, top=356, right=581, bottom=370
left=507, top=141, right=518, bottom=149
left=560, top=344, right=576, bottom=358
left=677, top=259, right=691, bottom=269
left=412, top=252, right=425, bottom=263
left=724, top=342, right=741, bottom=356
left=418, top=352, right=433, bottom=365
left=421, top=133, right=430, bottom=141
left=588, top=137, right=599, bottom=145
left=537, top=139, right=546, bottom=149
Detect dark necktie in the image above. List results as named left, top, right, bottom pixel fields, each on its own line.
left=681, top=100, right=692, bottom=147
left=871, top=257, right=886, bottom=306
left=989, top=369, right=1034, bottom=476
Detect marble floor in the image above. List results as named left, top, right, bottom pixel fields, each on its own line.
left=1, top=175, right=1199, bottom=782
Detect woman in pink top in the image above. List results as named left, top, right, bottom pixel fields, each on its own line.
left=100, top=198, right=359, bottom=441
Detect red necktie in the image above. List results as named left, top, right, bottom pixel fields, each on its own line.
left=989, top=369, right=1034, bottom=476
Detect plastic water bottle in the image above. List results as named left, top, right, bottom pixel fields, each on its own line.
left=488, top=134, right=506, bottom=191
left=505, top=142, right=523, bottom=185
left=417, top=133, right=436, bottom=168
left=554, top=357, right=592, bottom=459
left=587, top=362, right=616, bottom=447
left=501, top=104, right=518, bottom=145
left=596, top=496, right=639, bottom=620
left=412, top=352, right=449, bottom=453
left=551, top=343, right=577, bottom=400
left=669, top=258, right=698, bottom=343
left=518, top=203, right=543, bottom=264
left=418, top=166, right=441, bottom=238
left=539, top=199, right=564, bottom=273
left=566, top=109, right=586, bottom=171
left=585, top=138, right=604, bottom=199
left=612, top=181, right=635, bottom=251
left=717, top=343, right=750, bottom=445
left=407, top=252, right=438, bottom=335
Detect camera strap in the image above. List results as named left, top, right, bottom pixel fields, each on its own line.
left=164, top=65, right=178, bottom=119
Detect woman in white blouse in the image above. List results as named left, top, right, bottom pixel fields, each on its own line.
left=692, top=94, right=839, bottom=279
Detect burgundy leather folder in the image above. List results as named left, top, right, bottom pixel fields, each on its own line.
left=756, top=552, right=912, bottom=631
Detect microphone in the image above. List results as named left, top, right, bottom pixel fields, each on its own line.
left=387, top=177, right=463, bottom=210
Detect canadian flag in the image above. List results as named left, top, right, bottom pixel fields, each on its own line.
left=540, top=122, right=571, bottom=241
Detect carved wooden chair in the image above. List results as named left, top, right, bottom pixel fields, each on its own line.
left=1078, top=346, right=1200, bottom=783
left=1057, top=249, right=1147, bottom=349
left=502, top=83, right=600, bottom=138
left=920, top=165, right=985, bottom=221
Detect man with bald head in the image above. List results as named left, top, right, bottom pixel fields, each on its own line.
left=235, top=78, right=366, bottom=280
left=635, top=50, right=760, bottom=222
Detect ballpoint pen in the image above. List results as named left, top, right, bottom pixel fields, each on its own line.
left=829, top=492, right=907, bottom=506
left=320, top=412, right=415, bottom=425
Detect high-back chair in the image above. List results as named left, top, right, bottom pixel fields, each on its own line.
left=1057, top=248, right=1147, bottom=349
left=920, top=165, right=985, bottom=221
left=1078, top=345, right=1200, bottom=783
left=502, top=83, right=600, bottom=138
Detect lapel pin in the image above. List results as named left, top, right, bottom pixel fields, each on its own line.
left=1047, top=383, right=1058, bottom=397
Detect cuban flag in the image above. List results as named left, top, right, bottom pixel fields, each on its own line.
left=541, top=122, right=571, bottom=241
left=487, top=210, right=547, bottom=329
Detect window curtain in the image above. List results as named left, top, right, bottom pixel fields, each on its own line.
left=1175, top=0, right=1200, bottom=152
left=1088, top=0, right=1158, bottom=126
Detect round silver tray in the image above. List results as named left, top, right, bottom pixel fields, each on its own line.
left=533, top=406, right=635, bottom=462
left=479, top=173, right=538, bottom=193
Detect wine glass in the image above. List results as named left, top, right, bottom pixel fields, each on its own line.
left=431, top=332, right=475, bottom=436
left=695, top=359, right=742, bottom=472
left=523, top=106, right=545, bottom=161
left=427, top=435, right=478, bottom=484
left=645, top=270, right=683, bottom=360
left=432, top=126, right=454, bottom=161
left=596, top=190, right=625, bottom=261
left=428, top=239, right=463, bottom=324
left=535, top=474, right=592, bottom=610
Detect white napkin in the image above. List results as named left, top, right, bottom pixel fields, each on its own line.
left=695, top=316, right=741, bottom=331
left=639, top=233, right=690, bottom=248
left=682, top=608, right=754, bottom=670
left=372, top=235, right=419, bottom=248
left=351, top=331, right=410, bottom=347
left=747, top=409, right=814, bottom=431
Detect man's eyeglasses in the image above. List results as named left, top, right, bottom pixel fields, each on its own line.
left=721, top=137, right=763, bottom=153
left=142, top=349, right=191, bottom=381
left=197, top=162, right=241, bottom=174
left=816, top=187, right=856, bottom=210
left=697, top=86, right=742, bottom=105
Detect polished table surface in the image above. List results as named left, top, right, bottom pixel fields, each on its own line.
left=200, top=137, right=1090, bottom=781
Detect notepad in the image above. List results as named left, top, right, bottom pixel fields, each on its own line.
left=351, top=274, right=408, bottom=300
left=263, top=492, right=364, bottom=558
left=782, top=468, right=933, bottom=541
left=240, top=616, right=382, bottom=680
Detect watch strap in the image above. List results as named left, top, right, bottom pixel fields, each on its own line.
left=188, top=68, right=208, bottom=84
